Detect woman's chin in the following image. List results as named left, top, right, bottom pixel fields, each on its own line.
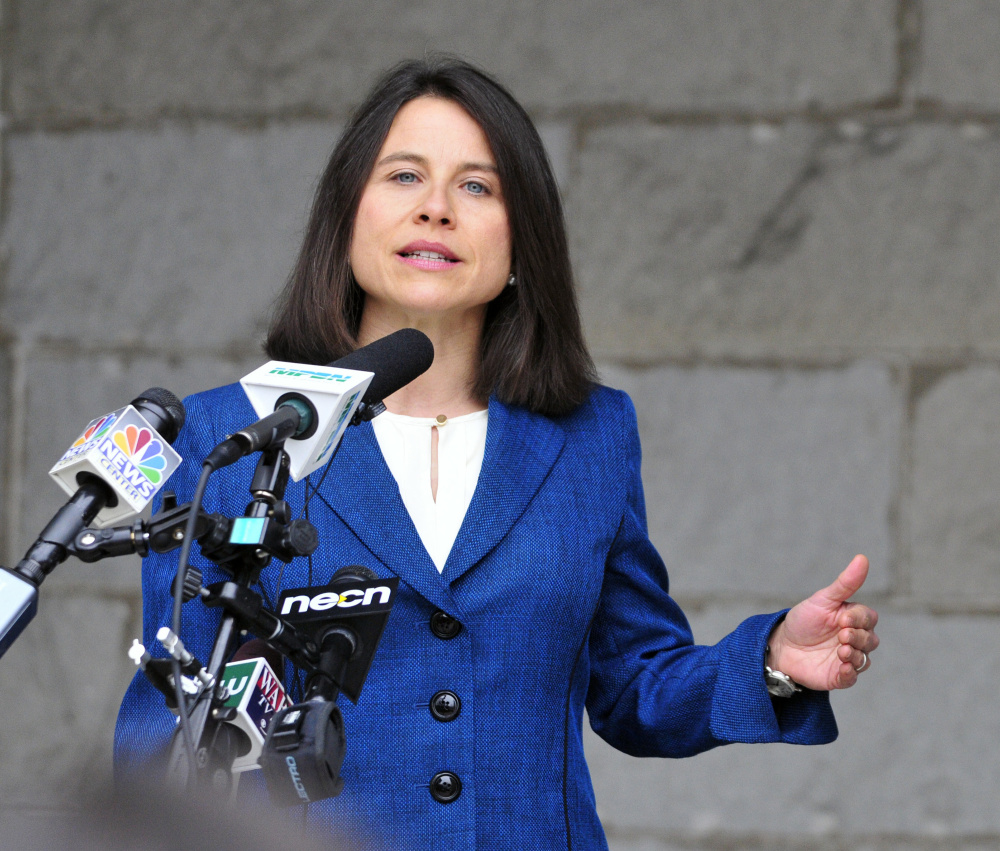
left=362, top=294, right=490, bottom=328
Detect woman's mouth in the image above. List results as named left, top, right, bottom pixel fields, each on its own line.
left=397, top=243, right=461, bottom=269
left=399, top=249, right=459, bottom=263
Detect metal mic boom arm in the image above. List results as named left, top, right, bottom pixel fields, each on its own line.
left=200, top=581, right=319, bottom=673
left=68, top=493, right=220, bottom=563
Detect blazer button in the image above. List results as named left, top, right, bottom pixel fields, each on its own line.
left=430, top=610, right=462, bottom=640
left=429, top=771, right=462, bottom=803
left=429, top=690, right=461, bottom=722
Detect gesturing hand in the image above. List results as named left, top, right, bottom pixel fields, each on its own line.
left=766, top=554, right=879, bottom=691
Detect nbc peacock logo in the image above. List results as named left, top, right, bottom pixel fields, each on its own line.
left=112, top=425, right=168, bottom=484
left=51, top=405, right=181, bottom=518
left=71, top=412, right=118, bottom=448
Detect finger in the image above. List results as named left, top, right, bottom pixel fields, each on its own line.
left=833, top=659, right=859, bottom=689
left=817, top=554, right=869, bottom=607
left=837, top=645, right=870, bottom=675
left=838, top=627, right=880, bottom=653
left=837, top=604, right=879, bottom=631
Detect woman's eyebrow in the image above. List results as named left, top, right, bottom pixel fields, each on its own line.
left=376, top=151, right=499, bottom=174
left=376, top=151, right=427, bottom=168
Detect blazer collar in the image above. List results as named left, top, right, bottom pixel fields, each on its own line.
left=313, top=396, right=565, bottom=608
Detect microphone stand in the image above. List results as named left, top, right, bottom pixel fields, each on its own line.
left=73, top=442, right=322, bottom=793
left=2, top=381, right=411, bottom=786
left=163, top=441, right=319, bottom=792
left=1, top=478, right=114, bottom=658
left=65, top=403, right=397, bottom=796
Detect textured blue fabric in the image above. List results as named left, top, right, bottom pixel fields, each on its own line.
left=114, top=383, right=838, bottom=850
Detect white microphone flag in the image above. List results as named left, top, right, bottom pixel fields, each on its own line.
left=219, top=656, right=292, bottom=773
left=240, top=362, right=373, bottom=481
left=49, top=405, right=183, bottom=527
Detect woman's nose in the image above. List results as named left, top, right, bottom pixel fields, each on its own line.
left=415, top=185, right=454, bottom=226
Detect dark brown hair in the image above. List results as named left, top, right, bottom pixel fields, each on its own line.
left=265, top=56, right=595, bottom=417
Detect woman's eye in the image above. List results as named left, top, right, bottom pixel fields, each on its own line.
left=465, top=180, right=488, bottom=195
left=394, top=172, right=418, bottom=184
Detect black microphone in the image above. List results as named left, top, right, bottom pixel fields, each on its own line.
left=231, top=637, right=286, bottom=675
left=20, top=387, right=187, bottom=584
left=206, top=328, right=434, bottom=475
left=332, top=327, right=435, bottom=409
left=130, top=386, right=187, bottom=444
left=260, top=565, right=398, bottom=806
left=1, top=388, right=186, bottom=658
left=203, top=398, right=317, bottom=471
left=274, top=565, right=398, bottom=703
left=46, top=386, right=187, bottom=532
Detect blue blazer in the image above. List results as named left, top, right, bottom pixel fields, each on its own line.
left=116, top=383, right=836, bottom=850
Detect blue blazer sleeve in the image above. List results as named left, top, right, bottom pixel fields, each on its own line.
left=584, top=391, right=838, bottom=757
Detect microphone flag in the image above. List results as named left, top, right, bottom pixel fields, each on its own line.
left=277, top=573, right=399, bottom=703
left=219, top=656, right=292, bottom=773
left=0, top=570, right=37, bottom=658
left=48, top=404, right=183, bottom=527
left=239, top=362, right=373, bottom=481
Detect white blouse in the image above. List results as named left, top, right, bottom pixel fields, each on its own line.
left=371, top=409, right=488, bottom=573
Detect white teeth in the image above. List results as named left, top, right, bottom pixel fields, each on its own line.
left=404, top=250, right=453, bottom=261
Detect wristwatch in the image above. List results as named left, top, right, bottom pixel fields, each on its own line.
left=764, top=646, right=802, bottom=698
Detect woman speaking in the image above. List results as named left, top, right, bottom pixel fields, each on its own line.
left=116, top=57, right=879, bottom=850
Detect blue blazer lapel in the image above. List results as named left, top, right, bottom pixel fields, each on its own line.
left=313, top=423, right=459, bottom=615
left=442, top=396, right=565, bottom=585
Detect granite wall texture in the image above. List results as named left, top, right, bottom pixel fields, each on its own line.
left=2, top=2, right=998, bottom=848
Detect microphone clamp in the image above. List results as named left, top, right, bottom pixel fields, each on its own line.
left=350, top=400, right=387, bottom=425
left=260, top=698, right=346, bottom=806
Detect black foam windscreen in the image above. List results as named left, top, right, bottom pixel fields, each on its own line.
left=329, top=564, right=379, bottom=583
left=329, top=328, right=434, bottom=405
left=130, top=387, right=187, bottom=444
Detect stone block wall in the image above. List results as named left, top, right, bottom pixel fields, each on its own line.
left=1, top=2, right=998, bottom=848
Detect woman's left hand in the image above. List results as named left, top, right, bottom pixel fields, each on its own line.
left=766, top=554, right=879, bottom=691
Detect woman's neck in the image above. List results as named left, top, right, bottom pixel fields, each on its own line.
left=357, top=308, right=488, bottom=418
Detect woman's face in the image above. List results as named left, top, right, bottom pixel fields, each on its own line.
left=349, top=96, right=512, bottom=326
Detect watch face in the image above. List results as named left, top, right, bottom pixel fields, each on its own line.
left=765, top=668, right=799, bottom=698
left=768, top=679, right=796, bottom=698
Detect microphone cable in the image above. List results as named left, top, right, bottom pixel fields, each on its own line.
left=170, top=460, right=214, bottom=786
